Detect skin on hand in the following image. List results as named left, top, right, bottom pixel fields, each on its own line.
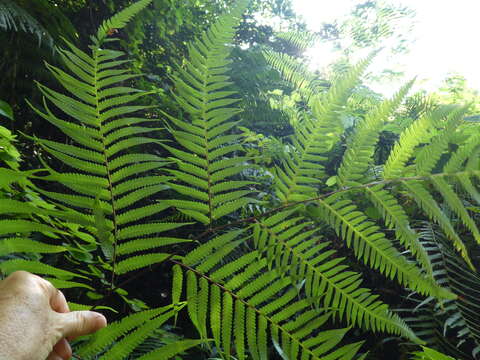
left=0, top=271, right=107, bottom=360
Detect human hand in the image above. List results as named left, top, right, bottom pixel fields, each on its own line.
left=0, top=271, right=107, bottom=360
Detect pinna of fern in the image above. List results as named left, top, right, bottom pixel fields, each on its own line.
left=72, top=303, right=207, bottom=360
left=161, top=0, right=258, bottom=226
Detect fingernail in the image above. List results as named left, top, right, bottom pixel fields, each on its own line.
left=91, top=312, right=107, bottom=327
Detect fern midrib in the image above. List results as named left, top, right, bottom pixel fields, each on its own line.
left=175, top=259, right=323, bottom=359
left=93, top=46, right=120, bottom=287
left=282, top=122, right=321, bottom=204
left=363, top=186, right=433, bottom=276
left=200, top=51, right=216, bottom=225
left=257, top=220, right=407, bottom=336
left=318, top=197, right=419, bottom=284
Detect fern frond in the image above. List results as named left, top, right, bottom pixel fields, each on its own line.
left=307, top=194, right=454, bottom=300
left=444, top=132, right=480, bottom=175
left=100, top=307, right=179, bottom=359
left=27, top=0, right=185, bottom=283
left=263, top=50, right=321, bottom=101
left=176, top=230, right=367, bottom=360
left=402, top=180, right=473, bottom=269
left=276, top=31, right=319, bottom=52
left=431, top=177, right=480, bottom=243
left=275, top=53, right=375, bottom=204
left=163, top=0, right=255, bottom=224
left=253, top=210, right=422, bottom=341
left=383, top=108, right=443, bottom=179
left=95, top=0, right=153, bottom=42
left=338, top=79, right=414, bottom=186
left=0, top=0, right=71, bottom=48
left=383, top=104, right=479, bottom=267
left=415, top=105, right=468, bottom=176
left=436, top=235, right=480, bottom=348
left=411, top=347, right=456, bottom=360
left=363, top=185, right=432, bottom=275
left=134, top=339, right=207, bottom=360
left=76, top=305, right=183, bottom=358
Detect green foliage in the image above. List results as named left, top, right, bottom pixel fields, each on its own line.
left=162, top=0, right=255, bottom=225
left=1, top=0, right=480, bottom=359
left=0, top=0, right=76, bottom=48
left=412, top=347, right=456, bottom=360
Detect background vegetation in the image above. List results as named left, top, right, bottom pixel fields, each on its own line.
left=0, top=0, right=479, bottom=359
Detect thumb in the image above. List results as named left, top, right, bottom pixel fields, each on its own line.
left=58, top=311, right=107, bottom=339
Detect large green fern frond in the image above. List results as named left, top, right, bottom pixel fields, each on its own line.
left=75, top=304, right=204, bottom=360
left=163, top=0, right=255, bottom=225
left=253, top=209, right=422, bottom=341
left=23, top=0, right=188, bottom=285
left=336, top=80, right=433, bottom=274
left=337, top=80, right=415, bottom=186
left=263, top=50, right=323, bottom=102
left=174, top=230, right=366, bottom=360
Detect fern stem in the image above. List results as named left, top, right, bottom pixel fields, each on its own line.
left=196, top=170, right=480, bottom=241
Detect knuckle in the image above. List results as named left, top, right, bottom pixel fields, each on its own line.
left=75, top=312, right=88, bottom=332
left=8, top=270, right=31, bottom=281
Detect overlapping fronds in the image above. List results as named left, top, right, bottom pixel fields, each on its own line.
left=363, top=184, right=432, bottom=275
left=336, top=80, right=433, bottom=274
left=0, top=190, right=91, bottom=283
left=274, top=53, right=375, bottom=204
left=75, top=304, right=203, bottom=359
left=253, top=209, right=422, bottom=341
left=277, top=31, right=319, bottom=52
left=307, top=194, right=453, bottom=300
left=383, top=106, right=452, bottom=179
left=174, top=230, right=366, bottom=360
left=338, top=80, right=415, bottom=186
left=398, top=229, right=470, bottom=358
left=4, top=0, right=480, bottom=358
left=439, top=241, right=480, bottom=350
left=383, top=104, right=480, bottom=268
left=163, top=0, right=255, bottom=225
